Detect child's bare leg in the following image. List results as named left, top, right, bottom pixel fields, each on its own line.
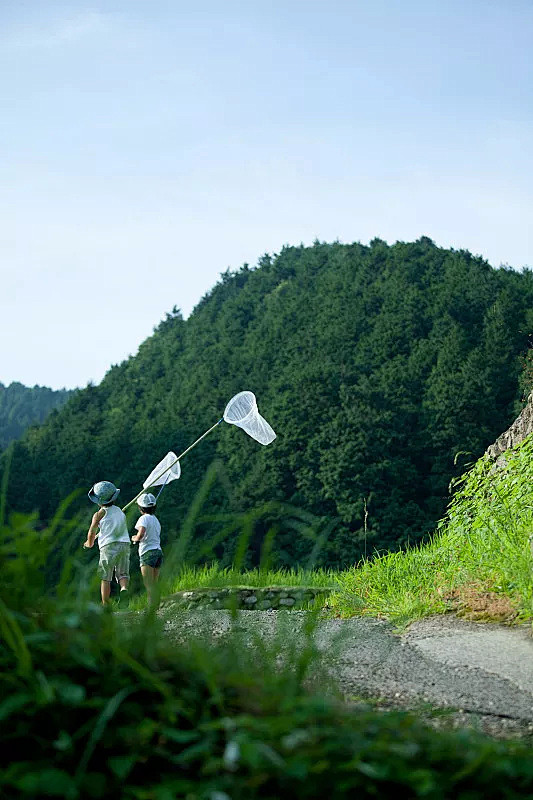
left=152, top=567, right=161, bottom=605
left=141, top=565, right=155, bottom=604
left=101, top=580, right=111, bottom=605
left=118, top=576, right=129, bottom=589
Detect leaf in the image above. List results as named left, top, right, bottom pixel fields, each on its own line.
left=108, top=755, right=136, bottom=781
left=53, top=731, right=73, bottom=752
left=160, top=726, right=200, bottom=744
left=55, top=682, right=86, bottom=706
left=75, top=686, right=136, bottom=783
left=0, top=598, right=32, bottom=675
left=223, top=740, right=240, bottom=771
left=0, top=692, right=31, bottom=722
left=15, top=769, right=77, bottom=797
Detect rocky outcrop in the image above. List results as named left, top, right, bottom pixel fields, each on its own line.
left=486, top=393, right=533, bottom=460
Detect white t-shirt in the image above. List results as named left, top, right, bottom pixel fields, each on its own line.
left=135, top=513, right=162, bottom=557
left=98, top=505, right=130, bottom=548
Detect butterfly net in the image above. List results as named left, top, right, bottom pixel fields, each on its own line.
left=223, top=391, right=276, bottom=445
left=143, top=451, right=181, bottom=488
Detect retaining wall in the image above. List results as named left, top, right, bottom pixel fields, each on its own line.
left=160, top=586, right=331, bottom=611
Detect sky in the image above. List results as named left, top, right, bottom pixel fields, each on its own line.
left=1, top=0, right=532, bottom=390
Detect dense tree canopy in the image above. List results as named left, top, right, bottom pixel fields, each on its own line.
left=3, top=238, right=533, bottom=567
left=0, top=382, right=71, bottom=450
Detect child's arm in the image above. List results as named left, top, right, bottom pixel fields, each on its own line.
left=132, top=525, right=146, bottom=544
left=84, top=509, right=105, bottom=548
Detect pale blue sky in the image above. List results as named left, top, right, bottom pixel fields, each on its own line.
left=1, top=1, right=532, bottom=389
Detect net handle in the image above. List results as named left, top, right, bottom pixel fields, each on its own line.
left=121, top=418, right=223, bottom=513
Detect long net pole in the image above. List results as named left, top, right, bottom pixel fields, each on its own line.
left=121, top=418, right=224, bottom=513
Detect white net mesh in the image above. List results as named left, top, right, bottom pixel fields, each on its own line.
left=143, top=451, right=181, bottom=488
left=223, top=391, right=276, bottom=445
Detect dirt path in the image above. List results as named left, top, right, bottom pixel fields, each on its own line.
left=161, top=609, right=533, bottom=739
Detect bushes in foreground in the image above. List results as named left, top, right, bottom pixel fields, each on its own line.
left=2, top=509, right=533, bottom=798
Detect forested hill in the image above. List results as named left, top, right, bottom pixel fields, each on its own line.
left=0, top=382, right=72, bottom=451
left=4, top=238, right=533, bottom=567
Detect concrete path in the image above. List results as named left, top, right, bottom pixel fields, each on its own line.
left=316, top=615, right=533, bottom=734
left=405, top=616, right=533, bottom=697
left=161, top=608, right=533, bottom=738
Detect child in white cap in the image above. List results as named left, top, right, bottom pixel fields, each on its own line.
left=84, top=480, right=131, bottom=608
left=131, top=492, right=163, bottom=606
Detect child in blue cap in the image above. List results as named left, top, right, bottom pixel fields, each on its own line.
left=84, top=480, right=130, bottom=607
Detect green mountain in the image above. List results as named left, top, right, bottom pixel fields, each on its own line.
left=4, top=238, right=533, bottom=566
left=0, top=382, right=72, bottom=451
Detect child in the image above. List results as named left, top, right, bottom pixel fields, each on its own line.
left=131, top=492, right=163, bottom=606
left=84, top=480, right=131, bottom=608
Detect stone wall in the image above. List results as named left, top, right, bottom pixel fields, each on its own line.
left=160, top=586, right=331, bottom=611
left=486, top=392, right=533, bottom=461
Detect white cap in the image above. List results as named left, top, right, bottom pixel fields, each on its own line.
left=137, top=492, right=157, bottom=508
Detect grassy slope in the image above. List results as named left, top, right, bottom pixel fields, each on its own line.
left=329, top=436, right=533, bottom=626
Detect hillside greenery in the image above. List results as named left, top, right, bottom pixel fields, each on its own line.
left=0, top=381, right=71, bottom=450
left=330, top=434, right=533, bottom=626
left=4, top=237, right=533, bottom=567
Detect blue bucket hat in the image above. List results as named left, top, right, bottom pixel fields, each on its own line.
left=88, top=480, right=120, bottom=505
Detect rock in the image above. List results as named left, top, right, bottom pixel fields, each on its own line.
left=161, top=586, right=331, bottom=612
left=243, top=595, right=258, bottom=605
left=486, top=392, right=533, bottom=460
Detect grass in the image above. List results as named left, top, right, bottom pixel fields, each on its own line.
left=165, top=564, right=340, bottom=593
left=330, top=436, right=533, bottom=626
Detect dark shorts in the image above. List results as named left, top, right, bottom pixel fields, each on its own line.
left=140, top=548, right=163, bottom=568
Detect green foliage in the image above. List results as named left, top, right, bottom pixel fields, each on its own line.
left=0, top=381, right=71, bottom=450
left=164, top=564, right=340, bottom=593
left=330, top=434, right=533, bottom=625
left=4, top=240, right=533, bottom=566
left=2, top=508, right=533, bottom=798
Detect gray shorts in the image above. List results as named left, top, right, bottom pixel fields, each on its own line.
left=98, top=542, right=130, bottom=582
